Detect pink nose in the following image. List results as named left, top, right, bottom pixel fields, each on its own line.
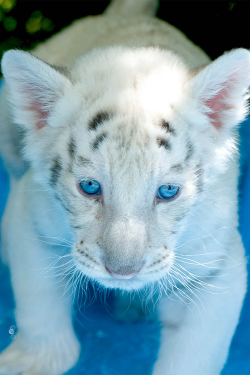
left=105, top=266, right=140, bottom=279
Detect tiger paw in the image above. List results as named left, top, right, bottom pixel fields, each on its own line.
left=0, top=331, right=80, bottom=375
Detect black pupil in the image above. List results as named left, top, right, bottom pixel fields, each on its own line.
left=88, top=181, right=92, bottom=186
left=168, top=185, right=171, bottom=190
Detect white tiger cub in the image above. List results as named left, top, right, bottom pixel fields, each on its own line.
left=0, top=0, right=249, bottom=374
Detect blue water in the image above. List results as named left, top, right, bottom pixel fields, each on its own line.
left=0, top=118, right=250, bottom=374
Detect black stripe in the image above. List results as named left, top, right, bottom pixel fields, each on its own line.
left=171, top=163, right=183, bottom=172
left=195, top=165, right=204, bottom=193
left=156, top=137, right=171, bottom=150
left=68, top=137, right=76, bottom=159
left=77, top=156, right=90, bottom=165
left=159, top=120, right=175, bottom=134
left=50, top=158, right=62, bottom=186
left=73, top=225, right=84, bottom=229
left=92, top=132, right=107, bottom=149
left=89, top=112, right=111, bottom=130
left=185, top=141, right=194, bottom=162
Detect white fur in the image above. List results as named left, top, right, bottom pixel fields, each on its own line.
left=0, top=1, right=249, bottom=374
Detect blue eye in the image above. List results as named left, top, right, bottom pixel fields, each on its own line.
left=157, top=185, right=179, bottom=200
left=79, top=180, right=101, bottom=195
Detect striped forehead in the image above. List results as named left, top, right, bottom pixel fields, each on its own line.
left=48, top=108, right=203, bottom=198
left=69, top=110, right=193, bottom=168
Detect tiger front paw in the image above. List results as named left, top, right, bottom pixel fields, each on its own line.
left=0, top=331, right=80, bottom=375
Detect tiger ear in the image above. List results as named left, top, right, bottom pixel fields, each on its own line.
left=186, top=48, right=250, bottom=130
left=1, top=50, right=72, bottom=130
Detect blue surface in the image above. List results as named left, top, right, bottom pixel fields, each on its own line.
left=0, top=118, right=250, bottom=374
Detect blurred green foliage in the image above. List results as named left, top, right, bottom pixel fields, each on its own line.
left=0, top=0, right=249, bottom=78
left=25, top=10, right=54, bottom=34
left=0, top=1, right=110, bottom=77
left=0, top=0, right=56, bottom=71
left=0, top=0, right=16, bottom=30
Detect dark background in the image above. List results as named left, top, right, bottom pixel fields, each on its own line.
left=0, top=0, right=249, bottom=72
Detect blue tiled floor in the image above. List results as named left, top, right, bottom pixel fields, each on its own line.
left=0, top=118, right=250, bottom=374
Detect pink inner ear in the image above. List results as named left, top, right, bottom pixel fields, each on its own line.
left=26, top=102, right=50, bottom=130
left=204, top=71, right=241, bottom=129
left=205, top=86, right=233, bottom=129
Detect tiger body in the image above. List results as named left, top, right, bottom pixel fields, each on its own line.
left=0, top=1, right=249, bottom=374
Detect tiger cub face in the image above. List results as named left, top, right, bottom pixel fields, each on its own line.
left=2, top=46, right=249, bottom=290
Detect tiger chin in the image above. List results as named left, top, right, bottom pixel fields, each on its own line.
left=0, top=0, right=249, bottom=374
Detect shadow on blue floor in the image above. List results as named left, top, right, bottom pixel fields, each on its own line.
left=0, top=119, right=250, bottom=375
